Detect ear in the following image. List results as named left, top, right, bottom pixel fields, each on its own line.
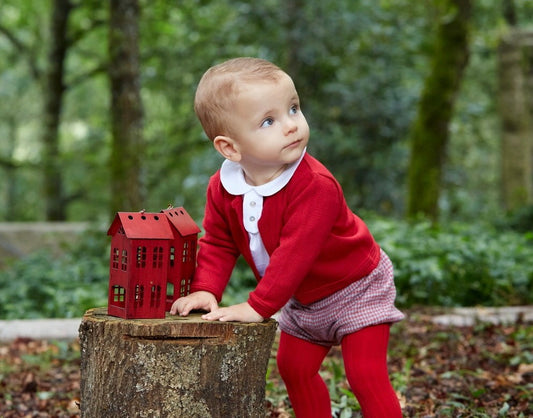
left=213, top=135, right=241, bottom=162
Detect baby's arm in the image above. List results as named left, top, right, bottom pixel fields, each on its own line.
left=170, top=291, right=218, bottom=316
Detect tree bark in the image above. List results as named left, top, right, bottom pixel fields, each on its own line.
left=283, top=0, right=305, bottom=88
left=79, top=307, right=277, bottom=417
left=3, top=117, right=18, bottom=221
left=502, top=0, right=517, bottom=26
left=109, top=0, right=144, bottom=216
left=406, top=0, right=471, bottom=221
left=42, top=0, right=72, bottom=220
left=498, top=30, right=533, bottom=211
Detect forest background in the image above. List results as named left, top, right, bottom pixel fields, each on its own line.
left=0, top=0, right=533, bottom=319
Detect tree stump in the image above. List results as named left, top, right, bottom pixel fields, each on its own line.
left=78, top=307, right=277, bottom=417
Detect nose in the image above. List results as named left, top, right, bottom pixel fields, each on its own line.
left=283, top=117, right=298, bottom=135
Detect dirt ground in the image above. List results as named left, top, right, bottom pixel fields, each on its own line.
left=1, top=309, right=532, bottom=417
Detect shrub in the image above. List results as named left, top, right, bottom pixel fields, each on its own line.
left=0, top=228, right=109, bottom=319
left=1, top=219, right=531, bottom=319
left=225, top=216, right=533, bottom=309
left=370, top=217, right=533, bottom=307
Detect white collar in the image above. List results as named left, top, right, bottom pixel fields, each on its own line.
left=220, top=148, right=306, bottom=196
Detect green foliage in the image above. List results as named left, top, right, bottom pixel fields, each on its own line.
left=501, top=205, right=533, bottom=233
left=324, top=359, right=361, bottom=417
left=370, top=216, right=533, bottom=307
left=220, top=257, right=257, bottom=307
left=5, top=0, right=531, bottom=222
left=1, top=217, right=531, bottom=319
left=0, top=228, right=109, bottom=319
left=0, top=217, right=531, bottom=320
left=221, top=215, right=533, bottom=310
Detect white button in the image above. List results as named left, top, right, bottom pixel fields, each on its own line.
left=249, top=216, right=256, bottom=222
left=250, top=201, right=256, bottom=207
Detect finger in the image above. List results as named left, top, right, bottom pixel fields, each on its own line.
left=213, top=310, right=239, bottom=322
left=171, top=298, right=190, bottom=316
left=170, top=300, right=180, bottom=315
left=202, top=309, right=225, bottom=321
left=179, top=301, right=193, bottom=316
left=215, top=309, right=236, bottom=322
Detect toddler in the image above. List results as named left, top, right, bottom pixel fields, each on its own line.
left=171, top=57, right=404, bottom=417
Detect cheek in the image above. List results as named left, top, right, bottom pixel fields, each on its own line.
left=301, top=121, right=310, bottom=138
left=299, top=115, right=309, bottom=131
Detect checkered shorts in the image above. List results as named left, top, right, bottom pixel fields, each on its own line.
left=278, top=249, right=404, bottom=346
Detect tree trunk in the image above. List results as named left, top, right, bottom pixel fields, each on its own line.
left=498, top=30, right=533, bottom=211
left=109, top=0, right=144, bottom=216
left=502, top=0, right=517, bottom=26
left=283, top=0, right=304, bottom=87
left=42, top=0, right=72, bottom=220
left=79, top=307, right=277, bottom=417
left=4, top=117, right=18, bottom=221
left=406, top=0, right=471, bottom=221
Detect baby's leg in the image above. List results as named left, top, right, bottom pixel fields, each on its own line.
left=341, top=323, right=402, bottom=417
left=276, top=331, right=331, bottom=417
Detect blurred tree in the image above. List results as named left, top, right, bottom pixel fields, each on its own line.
left=0, top=2, right=51, bottom=220
left=406, top=0, right=472, bottom=221
left=235, top=0, right=430, bottom=214
left=3, top=0, right=532, bottom=222
left=1, top=117, right=18, bottom=221
left=42, top=0, right=72, bottom=220
left=502, top=0, right=517, bottom=26
left=498, top=31, right=533, bottom=211
left=0, top=0, right=107, bottom=221
left=0, top=66, right=39, bottom=220
left=108, top=0, right=144, bottom=216
left=496, top=0, right=533, bottom=212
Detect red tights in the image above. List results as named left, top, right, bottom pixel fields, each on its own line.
left=276, top=324, right=402, bottom=418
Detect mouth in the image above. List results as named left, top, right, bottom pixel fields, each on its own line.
left=284, top=139, right=302, bottom=149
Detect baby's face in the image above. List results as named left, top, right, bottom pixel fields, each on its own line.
left=226, top=73, right=309, bottom=178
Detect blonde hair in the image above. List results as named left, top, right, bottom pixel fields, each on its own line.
left=194, top=57, right=286, bottom=140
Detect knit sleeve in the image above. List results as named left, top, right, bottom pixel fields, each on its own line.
left=190, top=175, right=240, bottom=302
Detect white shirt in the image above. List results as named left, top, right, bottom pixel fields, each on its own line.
left=220, top=149, right=306, bottom=276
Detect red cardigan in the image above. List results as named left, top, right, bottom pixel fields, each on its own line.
left=191, top=153, right=381, bottom=318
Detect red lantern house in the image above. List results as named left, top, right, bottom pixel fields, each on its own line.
left=107, top=211, right=173, bottom=319
left=161, top=207, right=201, bottom=311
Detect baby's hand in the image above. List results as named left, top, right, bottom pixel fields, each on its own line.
left=202, top=302, right=264, bottom=323
left=170, top=291, right=218, bottom=316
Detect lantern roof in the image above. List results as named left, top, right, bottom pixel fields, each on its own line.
left=107, top=212, right=173, bottom=239
left=161, top=207, right=201, bottom=237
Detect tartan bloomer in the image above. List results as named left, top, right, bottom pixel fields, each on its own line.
left=278, top=249, right=405, bottom=347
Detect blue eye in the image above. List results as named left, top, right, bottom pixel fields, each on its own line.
left=261, top=117, right=274, bottom=128
left=290, top=105, right=299, bottom=115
